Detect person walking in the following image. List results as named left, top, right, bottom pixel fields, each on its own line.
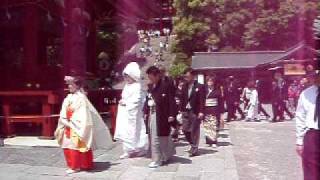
left=114, top=62, right=149, bottom=159
left=295, top=70, right=320, bottom=180
left=256, top=80, right=271, bottom=119
left=55, top=75, right=113, bottom=174
left=144, top=66, right=176, bottom=168
left=180, top=68, right=205, bottom=157
left=272, top=72, right=294, bottom=122
left=174, top=79, right=186, bottom=141
left=225, top=76, right=245, bottom=121
left=245, top=80, right=259, bottom=122
left=203, top=75, right=224, bottom=147
left=288, top=80, right=302, bottom=112
left=157, top=65, right=179, bottom=142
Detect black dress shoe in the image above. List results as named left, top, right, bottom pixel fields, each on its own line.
left=189, top=149, right=199, bottom=157
left=189, top=152, right=199, bottom=157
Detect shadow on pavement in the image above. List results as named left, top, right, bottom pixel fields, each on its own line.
left=218, top=128, right=230, bottom=131
left=198, top=148, right=218, bottom=155
left=90, top=162, right=119, bottom=172
left=174, top=141, right=189, bottom=147
left=170, top=155, right=192, bottom=164
left=218, top=134, right=229, bottom=138
left=217, top=141, right=232, bottom=147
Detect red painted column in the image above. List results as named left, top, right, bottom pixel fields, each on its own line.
left=87, top=20, right=97, bottom=74
left=23, top=5, right=39, bottom=85
left=2, top=103, right=13, bottom=137
left=41, top=103, right=53, bottom=138
left=63, top=0, right=90, bottom=76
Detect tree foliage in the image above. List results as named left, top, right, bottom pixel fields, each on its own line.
left=169, top=62, right=189, bottom=78
left=172, top=0, right=320, bottom=64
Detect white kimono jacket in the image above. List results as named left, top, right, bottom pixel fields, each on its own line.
left=57, top=91, right=113, bottom=151
left=114, top=62, right=148, bottom=152
left=247, top=89, right=259, bottom=119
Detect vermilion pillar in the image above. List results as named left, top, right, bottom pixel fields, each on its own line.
left=87, top=21, right=97, bottom=74
left=23, top=5, right=39, bottom=85
left=63, top=0, right=90, bottom=76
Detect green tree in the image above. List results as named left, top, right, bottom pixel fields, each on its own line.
left=172, top=0, right=218, bottom=64
left=172, top=0, right=320, bottom=64
left=243, top=1, right=320, bottom=50
left=169, top=62, right=189, bottom=78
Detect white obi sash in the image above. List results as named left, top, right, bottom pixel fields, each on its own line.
left=205, top=98, right=218, bottom=107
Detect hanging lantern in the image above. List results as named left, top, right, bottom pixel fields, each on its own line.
left=6, top=9, right=11, bottom=20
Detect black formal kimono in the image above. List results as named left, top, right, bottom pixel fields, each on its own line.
left=144, top=78, right=177, bottom=136
left=143, top=78, right=177, bottom=165
left=203, top=86, right=224, bottom=144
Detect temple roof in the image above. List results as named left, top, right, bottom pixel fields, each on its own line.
left=191, top=42, right=319, bottom=70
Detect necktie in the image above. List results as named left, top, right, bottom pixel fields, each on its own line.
left=315, top=86, right=320, bottom=129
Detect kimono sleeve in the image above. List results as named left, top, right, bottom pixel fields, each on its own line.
left=70, top=98, right=92, bottom=140
left=167, top=82, right=177, bottom=117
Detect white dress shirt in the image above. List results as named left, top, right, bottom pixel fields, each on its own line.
left=295, top=85, right=319, bottom=145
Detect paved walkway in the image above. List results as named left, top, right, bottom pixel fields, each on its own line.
left=0, top=125, right=238, bottom=180
left=229, top=120, right=302, bottom=180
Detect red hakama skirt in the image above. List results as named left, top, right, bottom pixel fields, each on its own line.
left=63, top=149, right=93, bottom=170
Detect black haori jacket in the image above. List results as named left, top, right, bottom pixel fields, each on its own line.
left=204, top=86, right=224, bottom=118
left=143, top=78, right=177, bottom=136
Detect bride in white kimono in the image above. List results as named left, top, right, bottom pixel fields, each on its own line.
left=114, top=62, right=148, bottom=159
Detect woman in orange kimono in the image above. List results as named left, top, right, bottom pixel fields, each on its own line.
left=55, top=75, right=113, bottom=174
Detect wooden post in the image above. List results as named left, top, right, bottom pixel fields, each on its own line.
left=23, top=5, right=39, bottom=85
left=63, top=0, right=90, bottom=76
left=40, top=103, right=54, bottom=139
left=2, top=103, right=13, bottom=137
left=87, top=20, right=97, bottom=74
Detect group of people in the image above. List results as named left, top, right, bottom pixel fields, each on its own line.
left=113, top=63, right=223, bottom=168
left=137, top=28, right=170, bottom=61
left=54, top=62, right=222, bottom=172
left=220, top=71, right=317, bottom=123
left=55, top=60, right=319, bottom=178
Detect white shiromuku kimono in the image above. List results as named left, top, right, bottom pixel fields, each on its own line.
left=114, top=62, right=148, bottom=154
left=247, top=89, right=259, bottom=120
left=57, top=90, right=113, bottom=151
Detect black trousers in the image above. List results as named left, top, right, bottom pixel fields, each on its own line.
left=258, top=103, right=270, bottom=117
left=182, top=112, right=200, bottom=154
left=227, top=102, right=245, bottom=120
left=302, top=129, right=320, bottom=180
left=226, top=102, right=236, bottom=120
left=272, top=100, right=293, bottom=120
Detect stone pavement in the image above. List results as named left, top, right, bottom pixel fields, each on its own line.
left=0, top=125, right=238, bottom=180
left=229, top=120, right=302, bottom=180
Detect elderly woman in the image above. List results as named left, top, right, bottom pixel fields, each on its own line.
left=55, top=75, right=113, bottom=174
left=114, top=62, right=148, bottom=159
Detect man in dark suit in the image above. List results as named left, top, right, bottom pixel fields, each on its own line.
left=272, top=72, right=294, bottom=122
left=180, top=68, right=205, bottom=156
left=225, top=76, right=245, bottom=121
